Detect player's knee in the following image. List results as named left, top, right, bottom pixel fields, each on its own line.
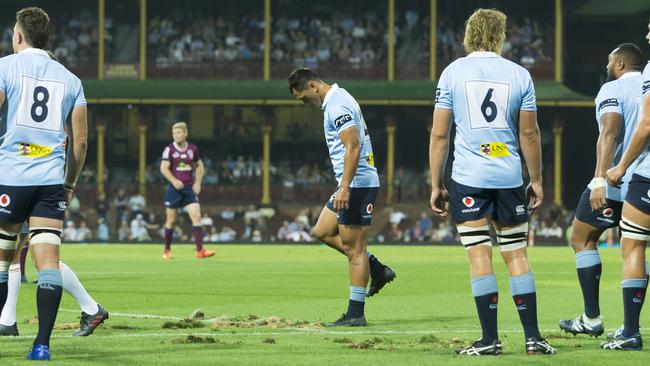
left=0, top=229, right=18, bottom=266
left=496, top=223, right=528, bottom=252
left=457, top=224, right=492, bottom=250
left=620, top=216, right=650, bottom=242
left=30, top=227, right=62, bottom=246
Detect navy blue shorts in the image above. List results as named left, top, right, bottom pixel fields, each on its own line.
left=449, top=180, right=528, bottom=225
left=164, top=185, right=199, bottom=209
left=0, top=184, right=66, bottom=224
left=574, top=188, right=622, bottom=229
left=624, top=174, right=650, bottom=215
left=326, top=187, right=378, bottom=226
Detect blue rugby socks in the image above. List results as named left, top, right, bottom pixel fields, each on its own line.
left=510, top=272, right=541, bottom=339
left=347, top=286, right=366, bottom=318
left=622, top=278, right=647, bottom=337
left=471, top=274, right=499, bottom=343
left=576, top=250, right=602, bottom=318
left=34, top=269, right=63, bottom=347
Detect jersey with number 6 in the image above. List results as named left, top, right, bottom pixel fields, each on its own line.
left=0, top=48, right=85, bottom=186
left=435, top=51, right=536, bottom=189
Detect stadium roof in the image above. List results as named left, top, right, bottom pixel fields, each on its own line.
left=82, top=80, right=593, bottom=107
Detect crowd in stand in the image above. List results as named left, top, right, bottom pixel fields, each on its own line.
left=437, top=16, right=554, bottom=70
left=147, top=15, right=264, bottom=67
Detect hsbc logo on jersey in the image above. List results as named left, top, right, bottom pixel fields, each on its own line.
left=0, top=194, right=10, bottom=208
left=643, top=81, right=650, bottom=94
left=598, top=98, right=619, bottom=112
left=334, top=114, right=353, bottom=128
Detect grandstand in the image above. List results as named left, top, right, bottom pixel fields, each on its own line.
left=0, top=0, right=650, bottom=363
left=2, top=0, right=641, bottom=247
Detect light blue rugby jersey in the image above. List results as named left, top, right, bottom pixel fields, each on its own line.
left=632, top=62, right=650, bottom=179
left=593, top=71, right=644, bottom=201
left=322, top=84, right=380, bottom=188
left=435, top=51, right=536, bottom=189
left=0, top=48, right=86, bottom=186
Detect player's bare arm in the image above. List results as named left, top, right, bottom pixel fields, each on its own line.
left=193, top=159, right=205, bottom=195
left=518, top=110, right=543, bottom=211
left=429, top=108, right=452, bottom=217
left=334, top=127, right=361, bottom=210
left=607, top=94, right=650, bottom=185
left=63, top=106, right=88, bottom=202
left=160, top=160, right=184, bottom=190
left=590, top=112, right=622, bottom=209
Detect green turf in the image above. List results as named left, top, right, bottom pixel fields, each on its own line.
left=1, top=244, right=649, bottom=365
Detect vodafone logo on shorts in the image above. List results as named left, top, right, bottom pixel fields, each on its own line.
left=462, top=196, right=475, bottom=208
left=366, top=204, right=374, bottom=214
left=602, top=208, right=614, bottom=218
left=0, top=194, right=10, bottom=208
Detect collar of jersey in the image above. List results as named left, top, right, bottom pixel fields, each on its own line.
left=467, top=51, right=499, bottom=58
left=173, top=142, right=189, bottom=152
left=619, top=71, right=642, bottom=79
left=19, top=47, right=48, bottom=57
left=321, top=83, right=339, bottom=110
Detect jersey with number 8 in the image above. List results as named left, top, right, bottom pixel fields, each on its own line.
left=0, top=48, right=86, bottom=186
left=435, top=51, right=536, bottom=189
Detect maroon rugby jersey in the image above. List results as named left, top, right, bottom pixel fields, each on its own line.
left=162, top=143, right=201, bottom=187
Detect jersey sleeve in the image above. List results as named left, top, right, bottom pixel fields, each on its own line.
left=641, top=62, right=650, bottom=97
left=162, top=146, right=171, bottom=161
left=520, top=71, right=537, bottom=112
left=327, top=100, right=357, bottom=134
left=434, top=66, right=453, bottom=110
left=595, top=82, right=622, bottom=119
left=74, top=78, right=87, bottom=107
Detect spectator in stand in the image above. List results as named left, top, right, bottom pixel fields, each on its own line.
left=416, top=212, right=433, bottom=241
left=130, top=214, right=151, bottom=242
left=76, top=221, right=93, bottom=242
left=114, top=189, right=129, bottom=221
left=145, top=213, right=161, bottom=239
left=221, top=207, right=235, bottom=220
left=387, top=223, right=403, bottom=241
left=389, top=208, right=407, bottom=226
left=200, top=212, right=214, bottom=232
left=277, top=220, right=291, bottom=241
left=118, top=220, right=131, bottom=242
left=218, top=226, right=237, bottom=241
left=128, top=191, right=147, bottom=218
left=63, top=221, right=78, bottom=242
left=97, top=218, right=110, bottom=243
left=95, top=192, right=109, bottom=222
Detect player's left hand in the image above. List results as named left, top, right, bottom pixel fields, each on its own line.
left=333, top=186, right=350, bottom=210
left=192, top=182, right=202, bottom=195
left=526, top=181, right=544, bottom=213
left=605, top=166, right=625, bottom=187
left=589, top=186, right=606, bottom=210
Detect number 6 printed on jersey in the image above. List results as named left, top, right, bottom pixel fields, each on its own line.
left=464, top=80, right=510, bottom=130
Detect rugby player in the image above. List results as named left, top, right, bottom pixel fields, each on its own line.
left=0, top=224, right=108, bottom=337
left=603, top=20, right=650, bottom=351
left=0, top=7, right=88, bottom=360
left=429, top=9, right=555, bottom=355
left=559, top=44, right=645, bottom=337
left=160, top=122, right=214, bottom=259
left=288, top=67, right=395, bottom=326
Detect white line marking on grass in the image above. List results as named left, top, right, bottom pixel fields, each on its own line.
left=59, top=309, right=183, bottom=320
left=5, top=328, right=646, bottom=341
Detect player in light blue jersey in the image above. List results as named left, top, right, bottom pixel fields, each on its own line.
left=429, top=9, right=555, bottom=355
left=604, top=21, right=650, bottom=351
left=560, top=44, right=646, bottom=339
left=0, top=7, right=88, bottom=361
left=288, top=68, right=395, bottom=327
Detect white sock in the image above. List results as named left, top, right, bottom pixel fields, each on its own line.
left=583, top=313, right=602, bottom=326
left=60, top=262, right=99, bottom=315
left=0, top=264, right=21, bottom=326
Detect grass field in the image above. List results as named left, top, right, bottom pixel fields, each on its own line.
left=0, top=243, right=649, bottom=365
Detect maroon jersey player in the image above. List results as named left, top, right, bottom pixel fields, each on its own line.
left=160, top=122, right=214, bottom=259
